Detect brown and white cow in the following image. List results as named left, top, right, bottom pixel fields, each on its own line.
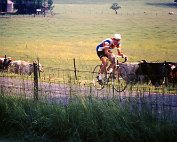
left=8, top=60, right=43, bottom=76
left=165, top=62, right=177, bottom=84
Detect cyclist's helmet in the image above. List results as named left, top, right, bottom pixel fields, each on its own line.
left=113, top=34, right=122, bottom=40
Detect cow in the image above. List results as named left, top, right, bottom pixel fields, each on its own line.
left=165, top=62, right=177, bottom=84
left=0, top=57, right=12, bottom=71
left=136, top=61, right=177, bottom=86
left=171, top=66, right=177, bottom=84
left=119, top=61, right=153, bottom=84
left=168, top=11, right=175, bottom=15
left=8, top=60, right=43, bottom=76
left=136, top=60, right=166, bottom=86
left=119, top=62, right=140, bottom=84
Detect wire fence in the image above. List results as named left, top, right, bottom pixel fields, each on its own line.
left=0, top=58, right=177, bottom=122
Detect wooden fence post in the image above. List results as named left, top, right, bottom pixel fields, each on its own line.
left=73, top=58, right=77, bottom=80
left=37, top=57, right=40, bottom=77
left=33, top=62, right=38, bottom=101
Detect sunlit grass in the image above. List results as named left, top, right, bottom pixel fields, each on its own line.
left=0, top=0, right=177, bottom=68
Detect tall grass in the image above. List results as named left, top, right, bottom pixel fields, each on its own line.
left=0, top=93, right=177, bottom=142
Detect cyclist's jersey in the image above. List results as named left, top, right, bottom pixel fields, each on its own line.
left=96, top=38, right=121, bottom=52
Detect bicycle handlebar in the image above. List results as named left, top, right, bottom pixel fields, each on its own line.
left=116, top=55, right=128, bottom=63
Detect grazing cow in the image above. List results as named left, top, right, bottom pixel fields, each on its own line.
left=168, top=11, right=174, bottom=15
left=136, top=60, right=166, bottom=86
left=0, top=57, right=12, bottom=71
left=119, top=62, right=140, bottom=84
left=8, top=60, right=43, bottom=76
left=136, top=61, right=177, bottom=86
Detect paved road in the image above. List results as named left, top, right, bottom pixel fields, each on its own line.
left=1, top=76, right=177, bottom=105
left=0, top=76, right=177, bottom=121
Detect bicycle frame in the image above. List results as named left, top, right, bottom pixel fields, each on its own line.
left=92, top=56, right=128, bottom=92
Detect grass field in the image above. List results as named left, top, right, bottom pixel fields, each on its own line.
left=0, top=0, right=177, bottom=67
left=1, top=2, right=177, bottom=140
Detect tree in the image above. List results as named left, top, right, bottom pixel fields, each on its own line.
left=110, top=3, right=121, bottom=15
left=0, top=0, right=7, bottom=12
left=13, top=0, right=54, bottom=14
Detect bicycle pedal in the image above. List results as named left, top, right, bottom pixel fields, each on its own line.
left=96, top=76, right=103, bottom=85
left=98, top=80, right=103, bottom=85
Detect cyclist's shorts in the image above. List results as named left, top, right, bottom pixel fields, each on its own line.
left=97, top=50, right=108, bottom=59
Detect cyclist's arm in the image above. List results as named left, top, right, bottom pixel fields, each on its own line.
left=117, top=46, right=127, bottom=58
left=104, top=47, right=112, bottom=57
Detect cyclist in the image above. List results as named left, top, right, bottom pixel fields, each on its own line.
left=96, top=33, right=128, bottom=84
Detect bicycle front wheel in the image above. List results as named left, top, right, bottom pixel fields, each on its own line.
left=113, top=66, right=128, bottom=92
left=92, top=65, right=104, bottom=90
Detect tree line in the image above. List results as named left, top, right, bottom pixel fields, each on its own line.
left=0, top=0, right=54, bottom=14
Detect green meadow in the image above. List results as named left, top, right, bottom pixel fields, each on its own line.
left=0, top=0, right=177, bottom=67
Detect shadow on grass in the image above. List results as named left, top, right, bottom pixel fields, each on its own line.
left=146, top=2, right=177, bottom=8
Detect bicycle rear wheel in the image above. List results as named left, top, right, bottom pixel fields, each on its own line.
left=113, top=66, right=128, bottom=92
left=92, top=65, right=104, bottom=90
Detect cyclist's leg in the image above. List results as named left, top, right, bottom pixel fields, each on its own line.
left=99, top=56, right=107, bottom=80
left=92, top=65, right=104, bottom=89
left=107, top=56, right=115, bottom=74
left=97, top=51, right=108, bottom=84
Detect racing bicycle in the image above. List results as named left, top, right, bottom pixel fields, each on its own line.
left=92, top=56, right=128, bottom=92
